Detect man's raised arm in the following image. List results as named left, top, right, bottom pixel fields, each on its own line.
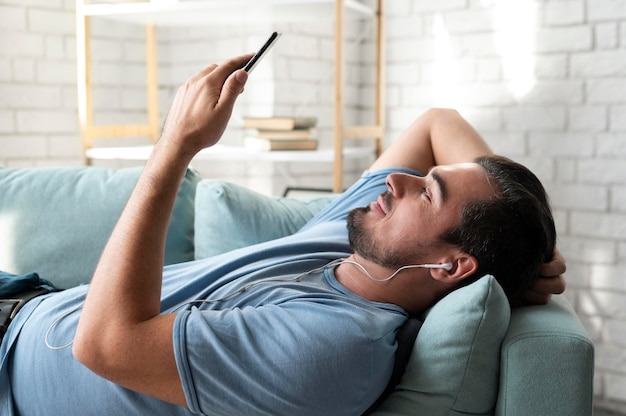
left=72, top=54, right=252, bottom=406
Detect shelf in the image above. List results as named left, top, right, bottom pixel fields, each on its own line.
left=86, top=145, right=375, bottom=163
left=76, top=0, right=385, bottom=192
left=78, top=0, right=375, bottom=26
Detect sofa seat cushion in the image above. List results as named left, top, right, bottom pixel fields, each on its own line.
left=0, top=166, right=200, bottom=289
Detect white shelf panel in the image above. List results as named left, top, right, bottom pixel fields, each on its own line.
left=86, top=144, right=374, bottom=162
left=79, top=0, right=375, bottom=26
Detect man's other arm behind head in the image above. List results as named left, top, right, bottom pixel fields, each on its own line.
left=369, top=108, right=493, bottom=174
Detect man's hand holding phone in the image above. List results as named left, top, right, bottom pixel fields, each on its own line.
left=159, top=32, right=282, bottom=158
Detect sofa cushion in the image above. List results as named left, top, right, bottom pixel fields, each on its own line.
left=0, top=166, right=200, bottom=289
left=194, top=180, right=336, bottom=259
left=371, top=275, right=510, bottom=416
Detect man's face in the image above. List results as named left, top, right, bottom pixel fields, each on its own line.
left=347, top=163, right=495, bottom=269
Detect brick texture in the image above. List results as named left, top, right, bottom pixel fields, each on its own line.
left=0, top=1, right=625, bottom=412
left=385, top=2, right=626, bottom=412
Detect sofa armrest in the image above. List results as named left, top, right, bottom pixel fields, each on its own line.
left=496, top=295, right=594, bottom=416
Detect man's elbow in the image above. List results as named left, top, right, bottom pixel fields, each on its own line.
left=425, top=107, right=459, bottom=118
left=73, top=334, right=103, bottom=372
left=72, top=327, right=124, bottom=379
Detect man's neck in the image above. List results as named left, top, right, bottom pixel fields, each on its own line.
left=333, top=255, right=440, bottom=315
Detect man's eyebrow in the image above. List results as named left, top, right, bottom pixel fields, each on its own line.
left=428, top=168, right=447, bottom=203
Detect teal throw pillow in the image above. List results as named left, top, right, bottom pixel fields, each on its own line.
left=372, top=275, right=510, bottom=416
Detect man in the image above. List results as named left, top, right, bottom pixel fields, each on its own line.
left=1, top=54, right=565, bottom=415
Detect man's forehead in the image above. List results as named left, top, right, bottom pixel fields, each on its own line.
left=431, top=162, right=494, bottom=199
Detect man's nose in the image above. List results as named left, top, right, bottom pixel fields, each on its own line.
left=385, top=172, right=422, bottom=197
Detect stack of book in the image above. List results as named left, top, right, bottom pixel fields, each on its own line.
left=242, top=116, right=318, bottom=151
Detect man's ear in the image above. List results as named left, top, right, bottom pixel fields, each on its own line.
left=429, top=254, right=478, bottom=284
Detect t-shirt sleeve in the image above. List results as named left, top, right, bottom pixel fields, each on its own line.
left=173, top=302, right=397, bottom=416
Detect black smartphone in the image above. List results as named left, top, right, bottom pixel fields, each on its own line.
left=242, top=31, right=282, bottom=73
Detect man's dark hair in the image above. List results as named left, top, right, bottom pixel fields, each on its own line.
left=439, top=155, right=556, bottom=304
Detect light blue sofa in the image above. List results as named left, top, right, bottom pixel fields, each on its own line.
left=0, top=165, right=594, bottom=416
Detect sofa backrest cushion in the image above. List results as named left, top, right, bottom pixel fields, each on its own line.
left=194, top=179, right=336, bottom=259
left=0, top=166, right=200, bottom=289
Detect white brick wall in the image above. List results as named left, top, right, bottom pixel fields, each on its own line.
left=0, top=0, right=78, bottom=167
left=1, top=0, right=626, bottom=413
left=384, top=1, right=626, bottom=413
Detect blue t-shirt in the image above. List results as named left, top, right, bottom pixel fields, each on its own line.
left=1, top=168, right=413, bottom=416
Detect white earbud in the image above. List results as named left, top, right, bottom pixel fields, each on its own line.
left=419, top=262, right=453, bottom=271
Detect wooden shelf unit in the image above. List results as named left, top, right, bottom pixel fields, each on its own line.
left=75, top=0, right=385, bottom=193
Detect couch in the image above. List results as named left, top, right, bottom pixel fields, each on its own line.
left=0, top=165, right=594, bottom=416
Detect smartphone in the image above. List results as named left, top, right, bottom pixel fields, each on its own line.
left=242, top=31, right=282, bottom=73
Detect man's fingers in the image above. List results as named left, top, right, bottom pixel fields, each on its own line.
left=533, top=275, right=566, bottom=296
left=517, top=275, right=565, bottom=306
left=188, top=63, right=219, bottom=84
left=206, top=54, right=255, bottom=84
left=187, top=53, right=253, bottom=86
left=218, top=70, right=248, bottom=107
left=518, top=289, right=551, bottom=306
left=515, top=274, right=566, bottom=307
left=539, top=256, right=566, bottom=277
left=539, top=248, right=566, bottom=277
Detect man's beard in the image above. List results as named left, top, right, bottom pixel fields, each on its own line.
left=347, top=205, right=427, bottom=270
